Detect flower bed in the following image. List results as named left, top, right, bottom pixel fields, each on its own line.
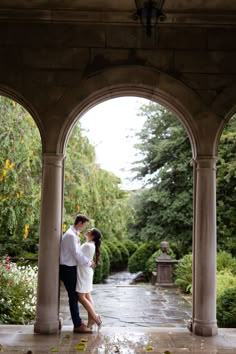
left=0, top=256, right=38, bottom=324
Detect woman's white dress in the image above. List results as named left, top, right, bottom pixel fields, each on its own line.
left=76, top=241, right=95, bottom=293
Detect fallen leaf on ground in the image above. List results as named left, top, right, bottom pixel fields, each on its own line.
left=50, top=347, right=59, bottom=352
left=144, top=346, right=154, bottom=352
left=80, top=338, right=88, bottom=343
left=75, top=343, right=86, bottom=351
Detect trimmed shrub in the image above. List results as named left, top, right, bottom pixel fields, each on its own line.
left=217, top=287, right=236, bottom=327
left=104, top=241, right=122, bottom=271
left=146, top=248, right=176, bottom=273
left=93, top=260, right=103, bottom=284
left=217, top=251, right=236, bottom=275
left=93, top=246, right=111, bottom=284
left=101, top=246, right=110, bottom=280
left=103, top=242, right=112, bottom=259
left=174, top=253, right=192, bottom=293
left=113, top=240, right=129, bottom=269
left=128, top=242, right=157, bottom=273
left=123, top=239, right=138, bottom=257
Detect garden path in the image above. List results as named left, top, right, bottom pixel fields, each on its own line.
left=60, top=271, right=192, bottom=328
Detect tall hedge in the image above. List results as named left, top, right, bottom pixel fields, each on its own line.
left=128, top=242, right=157, bottom=273
left=104, top=241, right=122, bottom=271
left=93, top=246, right=110, bottom=284
left=123, top=239, right=138, bottom=257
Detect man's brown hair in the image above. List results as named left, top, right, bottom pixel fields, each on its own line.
left=74, top=214, right=90, bottom=225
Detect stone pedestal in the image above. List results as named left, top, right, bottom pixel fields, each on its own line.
left=156, top=259, right=178, bottom=286
left=156, top=241, right=178, bottom=287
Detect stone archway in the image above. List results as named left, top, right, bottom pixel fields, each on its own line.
left=57, top=66, right=203, bottom=158
left=32, top=65, right=221, bottom=336
left=0, top=84, right=44, bottom=147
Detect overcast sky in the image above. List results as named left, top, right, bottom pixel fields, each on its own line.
left=79, top=96, right=149, bottom=190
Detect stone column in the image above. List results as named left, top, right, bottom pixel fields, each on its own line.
left=193, top=157, right=218, bottom=337
left=34, top=153, right=65, bottom=334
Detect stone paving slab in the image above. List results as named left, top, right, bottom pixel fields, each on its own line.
left=60, top=283, right=192, bottom=328
left=1, top=325, right=236, bottom=353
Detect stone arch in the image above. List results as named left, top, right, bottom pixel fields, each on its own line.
left=0, top=84, right=45, bottom=147
left=211, top=82, right=236, bottom=154
left=58, top=66, right=206, bottom=158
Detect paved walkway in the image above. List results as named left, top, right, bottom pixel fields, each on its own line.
left=60, top=282, right=192, bottom=328
left=1, top=273, right=236, bottom=353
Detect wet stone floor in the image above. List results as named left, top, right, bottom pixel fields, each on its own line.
left=1, top=326, right=236, bottom=353
left=60, top=272, right=192, bottom=328
left=1, top=272, right=236, bottom=353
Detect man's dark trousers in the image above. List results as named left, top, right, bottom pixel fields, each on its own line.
left=60, top=264, right=81, bottom=327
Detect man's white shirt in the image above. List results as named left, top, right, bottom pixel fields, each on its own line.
left=60, top=226, right=91, bottom=267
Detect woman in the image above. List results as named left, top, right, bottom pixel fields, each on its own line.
left=76, top=227, right=102, bottom=329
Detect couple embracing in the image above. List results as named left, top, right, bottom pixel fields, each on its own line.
left=59, top=214, right=102, bottom=333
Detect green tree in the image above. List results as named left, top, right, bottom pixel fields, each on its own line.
left=128, top=103, right=193, bottom=254
left=64, top=124, right=135, bottom=242
left=129, top=101, right=236, bottom=256
left=0, top=97, right=41, bottom=256
left=217, top=117, right=236, bottom=254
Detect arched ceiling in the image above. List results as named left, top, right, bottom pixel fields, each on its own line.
left=0, top=0, right=236, bottom=25
left=0, top=0, right=235, bottom=11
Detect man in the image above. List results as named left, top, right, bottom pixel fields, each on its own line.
left=60, top=214, right=95, bottom=333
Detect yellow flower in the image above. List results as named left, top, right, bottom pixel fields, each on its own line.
left=2, top=169, right=6, bottom=177
left=9, top=163, right=14, bottom=170
left=23, top=224, right=29, bottom=239
left=5, top=159, right=10, bottom=168
left=63, top=223, right=67, bottom=232
left=77, top=205, right=80, bottom=211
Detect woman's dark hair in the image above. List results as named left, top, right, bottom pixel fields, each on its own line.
left=91, top=228, right=102, bottom=265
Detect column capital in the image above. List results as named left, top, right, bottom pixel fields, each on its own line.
left=193, top=156, right=217, bottom=170
left=42, top=153, right=65, bottom=168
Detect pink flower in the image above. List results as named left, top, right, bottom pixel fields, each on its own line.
left=5, top=265, right=10, bottom=270
left=9, top=281, right=13, bottom=285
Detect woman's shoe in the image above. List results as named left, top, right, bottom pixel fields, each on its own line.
left=87, top=319, right=95, bottom=329
left=96, top=314, right=102, bottom=330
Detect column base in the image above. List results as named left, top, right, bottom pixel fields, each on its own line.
left=193, top=319, right=218, bottom=337
left=34, top=319, right=60, bottom=334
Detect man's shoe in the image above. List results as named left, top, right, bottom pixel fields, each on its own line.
left=74, top=323, right=93, bottom=333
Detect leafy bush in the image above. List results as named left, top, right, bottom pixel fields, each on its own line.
left=217, top=287, right=236, bottom=327
left=103, top=241, right=122, bottom=271
left=93, top=246, right=110, bottom=284
left=128, top=242, right=157, bottom=273
left=101, top=246, right=110, bottom=280
left=113, top=240, right=129, bottom=269
left=0, top=256, right=37, bottom=324
left=174, top=253, right=192, bottom=293
left=123, top=239, right=138, bottom=257
left=146, top=248, right=176, bottom=273
left=217, top=270, right=236, bottom=297
left=16, top=252, right=38, bottom=267
left=217, top=251, right=236, bottom=275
